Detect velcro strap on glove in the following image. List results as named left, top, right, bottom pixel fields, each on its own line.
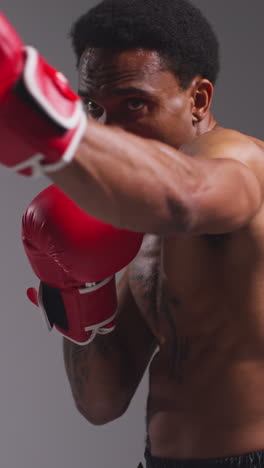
left=28, top=277, right=118, bottom=345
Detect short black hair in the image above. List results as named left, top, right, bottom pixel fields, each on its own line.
left=71, top=0, right=220, bottom=88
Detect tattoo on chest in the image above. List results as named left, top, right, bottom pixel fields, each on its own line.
left=130, top=235, right=191, bottom=382
left=162, top=290, right=191, bottom=382
left=130, top=260, right=160, bottom=322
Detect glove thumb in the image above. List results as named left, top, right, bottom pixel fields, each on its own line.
left=27, top=287, right=39, bottom=307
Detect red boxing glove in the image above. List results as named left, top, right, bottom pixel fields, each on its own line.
left=0, top=13, right=87, bottom=177
left=22, top=185, right=143, bottom=345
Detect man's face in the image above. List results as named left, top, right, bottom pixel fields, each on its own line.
left=78, top=48, right=199, bottom=149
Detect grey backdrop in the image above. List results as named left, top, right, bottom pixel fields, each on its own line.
left=0, top=1, right=263, bottom=467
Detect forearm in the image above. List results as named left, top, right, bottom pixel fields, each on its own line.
left=51, top=121, right=198, bottom=234
left=63, top=330, right=137, bottom=424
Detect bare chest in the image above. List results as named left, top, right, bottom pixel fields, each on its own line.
left=127, top=231, right=256, bottom=379
left=128, top=234, right=193, bottom=381
left=128, top=234, right=163, bottom=341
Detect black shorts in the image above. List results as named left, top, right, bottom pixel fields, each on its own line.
left=143, top=447, right=264, bottom=468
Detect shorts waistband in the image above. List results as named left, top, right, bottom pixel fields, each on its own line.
left=144, top=447, right=264, bottom=468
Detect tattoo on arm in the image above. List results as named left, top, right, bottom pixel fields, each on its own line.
left=63, top=331, right=134, bottom=407
left=63, top=339, right=91, bottom=403
left=64, top=334, right=118, bottom=384
left=93, top=333, right=122, bottom=359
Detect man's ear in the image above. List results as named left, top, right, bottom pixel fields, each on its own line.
left=191, top=78, right=214, bottom=124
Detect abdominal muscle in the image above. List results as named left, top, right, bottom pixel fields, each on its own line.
left=147, top=342, right=264, bottom=459
left=129, top=230, right=264, bottom=460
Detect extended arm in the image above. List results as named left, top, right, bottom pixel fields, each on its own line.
left=51, top=123, right=263, bottom=235
left=1, top=13, right=262, bottom=236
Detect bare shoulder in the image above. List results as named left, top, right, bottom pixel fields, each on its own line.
left=183, top=126, right=264, bottom=167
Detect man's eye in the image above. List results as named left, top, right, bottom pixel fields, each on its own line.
left=83, top=100, right=104, bottom=120
left=126, top=98, right=146, bottom=111
left=85, top=100, right=100, bottom=112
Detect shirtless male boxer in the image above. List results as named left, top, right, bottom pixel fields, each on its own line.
left=1, top=0, right=264, bottom=466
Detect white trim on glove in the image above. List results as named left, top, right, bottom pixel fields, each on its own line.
left=24, top=46, right=81, bottom=129
left=37, top=276, right=117, bottom=346
left=11, top=46, right=87, bottom=177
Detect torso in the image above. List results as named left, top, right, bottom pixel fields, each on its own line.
left=128, top=130, right=264, bottom=459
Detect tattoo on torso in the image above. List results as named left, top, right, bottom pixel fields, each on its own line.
left=129, top=235, right=191, bottom=381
